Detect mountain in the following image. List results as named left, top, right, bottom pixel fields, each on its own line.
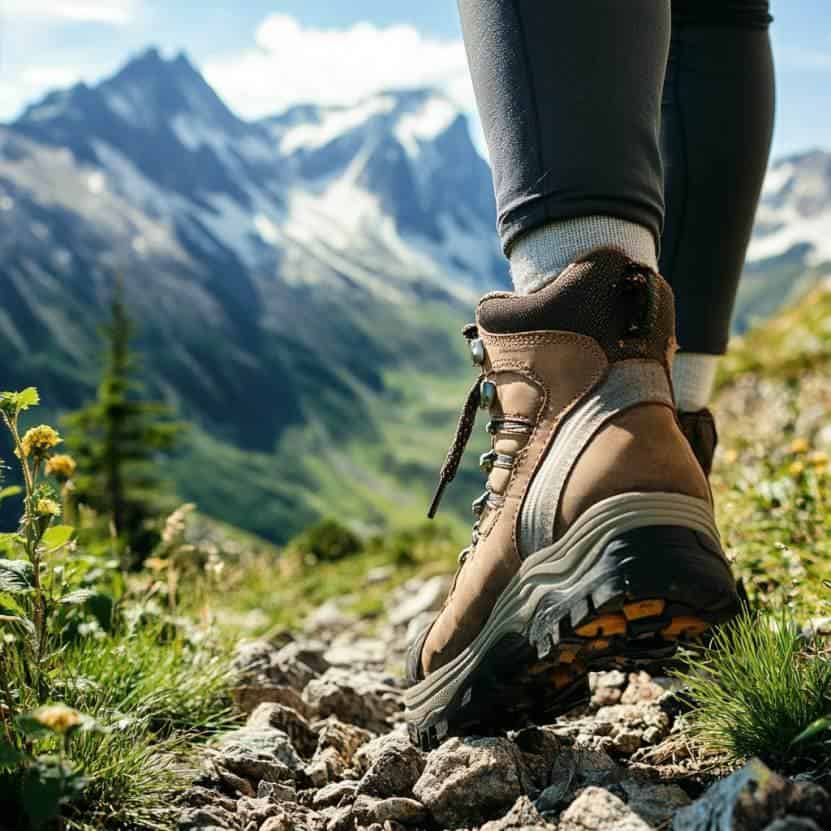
left=0, top=48, right=827, bottom=540
left=737, top=148, right=831, bottom=331
left=0, top=48, right=505, bottom=540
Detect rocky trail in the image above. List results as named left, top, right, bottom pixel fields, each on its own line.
left=177, top=577, right=831, bottom=831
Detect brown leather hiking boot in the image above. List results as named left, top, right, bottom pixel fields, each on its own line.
left=679, top=408, right=719, bottom=477
left=404, top=247, right=740, bottom=749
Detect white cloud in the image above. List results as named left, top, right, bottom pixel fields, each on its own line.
left=204, top=14, right=476, bottom=120
left=1, top=0, right=138, bottom=25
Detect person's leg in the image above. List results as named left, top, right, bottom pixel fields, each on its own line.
left=662, top=1, right=775, bottom=418
left=406, top=2, right=740, bottom=747
left=457, top=0, right=670, bottom=293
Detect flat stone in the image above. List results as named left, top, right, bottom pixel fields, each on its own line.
left=215, top=726, right=302, bottom=784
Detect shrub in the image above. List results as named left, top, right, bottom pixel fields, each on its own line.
left=290, top=518, right=362, bottom=562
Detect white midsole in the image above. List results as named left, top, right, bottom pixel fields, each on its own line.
left=404, top=491, right=720, bottom=723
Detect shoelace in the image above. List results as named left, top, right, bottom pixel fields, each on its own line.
left=428, top=325, right=527, bottom=528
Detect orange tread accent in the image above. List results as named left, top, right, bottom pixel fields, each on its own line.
left=551, top=668, right=574, bottom=689
left=558, top=649, right=578, bottom=664
left=584, top=639, right=610, bottom=652
left=661, top=616, right=709, bottom=638
left=576, top=614, right=627, bottom=638
left=623, top=599, right=666, bottom=620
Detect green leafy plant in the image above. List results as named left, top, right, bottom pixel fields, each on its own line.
left=678, top=608, right=831, bottom=771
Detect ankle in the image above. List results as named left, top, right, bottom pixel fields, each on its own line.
left=673, top=353, right=719, bottom=412
left=509, top=216, right=658, bottom=294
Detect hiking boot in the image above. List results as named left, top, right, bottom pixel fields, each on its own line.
left=679, top=408, right=718, bottom=477
left=404, top=247, right=740, bottom=750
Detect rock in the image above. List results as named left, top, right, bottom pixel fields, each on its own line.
left=276, top=640, right=331, bottom=675
left=178, top=807, right=239, bottom=829
left=405, top=611, right=435, bottom=647
left=236, top=796, right=280, bottom=824
left=590, top=671, right=627, bottom=708
left=351, top=794, right=427, bottom=826
left=480, top=796, right=550, bottom=830
left=233, top=684, right=308, bottom=717
left=559, top=787, right=652, bottom=831
left=554, top=702, right=671, bottom=754
left=257, top=781, right=297, bottom=802
left=179, top=787, right=239, bottom=819
left=304, top=600, right=354, bottom=634
left=313, top=780, right=360, bottom=809
left=215, top=766, right=256, bottom=797
left=315, top=717, right=373, bottom=766
left=247, top=703, right=318, bottom=758
left=764, top=820, right=823, bottom=831
left=673, top=759, right=831, bottom=831
left=622, top=781, right=691, bottom=827
left=413, top=736, right=523, bottom=829
left=305, top=746, right=348, bottom=787
left=324, top=638, right=388, bottom=668
left=534, top=748, right=620, bottom=814
left=388, top=576, right=450, bottom=626
left=215, top=726, right=302, bottom=785
left=303, top=668, right=403, bottom=731
left=356, top=732, right=425, bottom=798
left=365, top=566, right=394, bottom=584
left=259, top=803, right=326, bottom=831
left=233, top=640, right=274, bottom=680
left=620, top=672, right=667, bottom=705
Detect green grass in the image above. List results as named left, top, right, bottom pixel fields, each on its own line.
left=679, top=610, right=831, bottom=772
left=211, top=519, right=464, bottom=633
left=1, top=621, right=239, bottom=830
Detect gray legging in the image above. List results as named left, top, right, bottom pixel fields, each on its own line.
left=458, top=0, right=775, bottom=354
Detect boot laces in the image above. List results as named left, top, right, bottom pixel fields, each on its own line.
left=428, top=326, right=527, bottom=562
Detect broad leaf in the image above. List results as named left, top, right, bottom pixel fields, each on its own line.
left=40, top=525, right=74, bottom=551
left=0, top=591, right=23, bottom=615
left=0, top=486, right=21, bottom=502
left=790, top=715, right=831, bottom=746
left=0, top=559, right=34, bottom=593
left=0, top=740, right=25, bottom=771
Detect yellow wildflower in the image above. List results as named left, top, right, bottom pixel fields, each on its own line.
left=20, top=425, right=61, bottom=458
left=789, top=461, right=805, bottom=477
left=36, top=498, right=61, bottom=517
left=723, top=448, right=739, bottom=464
left=32, top=704, right=82, bottom=734
left=789, top=438, right=809, bottom=454
left=45, top=453, right=77, bottom=481
left=807, top=450, right=829, bottom=467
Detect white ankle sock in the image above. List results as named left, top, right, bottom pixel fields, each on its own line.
left=509, top=215, right=658, bottom=295
left=672, top=353, right=719, bottom=412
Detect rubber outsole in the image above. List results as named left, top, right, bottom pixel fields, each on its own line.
left=406, top=523, right=740, bottom=751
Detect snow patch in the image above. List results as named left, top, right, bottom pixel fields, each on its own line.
left=395, top=97, right=457, bottom=158
left=280, top=96, right=396, bottom=155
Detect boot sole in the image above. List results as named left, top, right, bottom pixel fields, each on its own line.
left=404, top=492, right=740, bottom=751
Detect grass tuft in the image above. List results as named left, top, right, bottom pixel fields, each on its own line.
left=679, top=609, right=831, bottom=772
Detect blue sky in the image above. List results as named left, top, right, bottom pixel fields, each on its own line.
left=0, top=0, right=826, bottom=159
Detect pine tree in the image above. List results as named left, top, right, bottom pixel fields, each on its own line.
left=64, top=280, right=182, bottom=562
